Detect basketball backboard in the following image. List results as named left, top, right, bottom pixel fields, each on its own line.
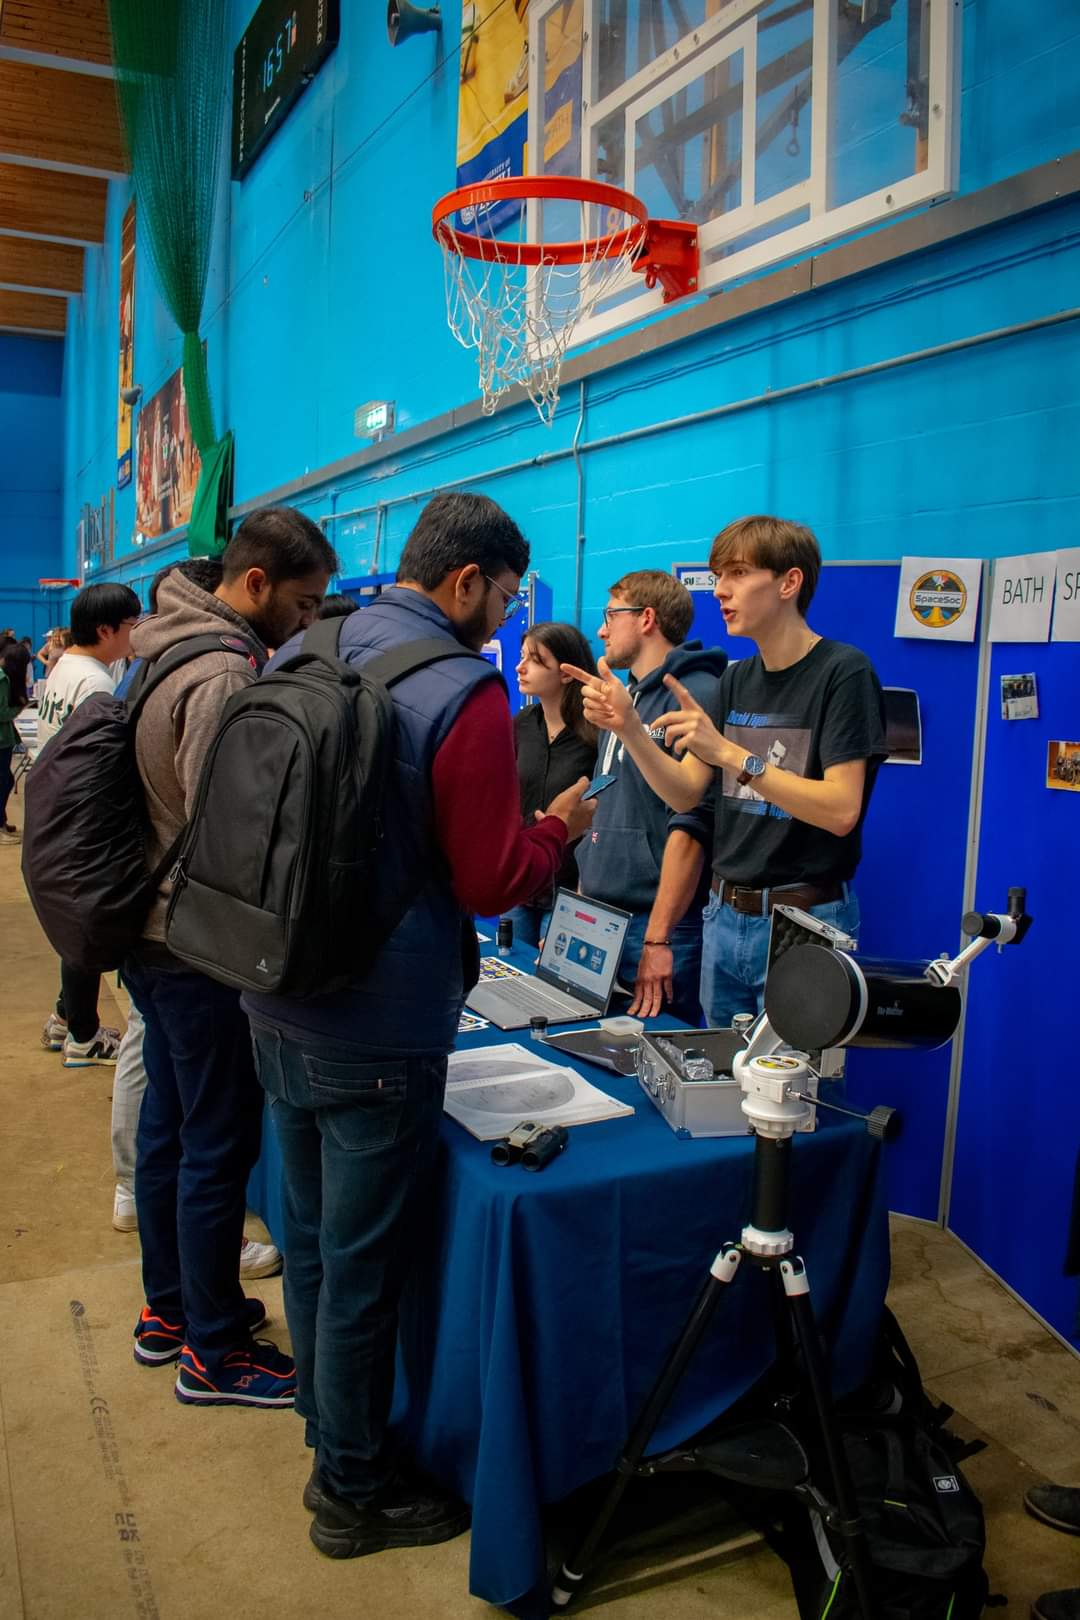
left=525, top=0, right=959, bottom=342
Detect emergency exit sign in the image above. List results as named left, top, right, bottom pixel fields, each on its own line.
left=354, top=400, right=395, bottom=439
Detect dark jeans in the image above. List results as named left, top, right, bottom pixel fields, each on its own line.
left=56, top=961, right=102, bottom=1043
left=617, top=909, right=705, bottom=1027
left=125, top=959, right=264, bottom=1365
left=249, top=1020, right=447, bottom=1503
left=0, top=746, right=12, bottom=825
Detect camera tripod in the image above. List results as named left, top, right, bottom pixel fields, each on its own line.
left=552, top=1047, right=898, bottom=1620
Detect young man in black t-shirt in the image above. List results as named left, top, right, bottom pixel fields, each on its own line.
left=563, top=516, right=887, bottom=1025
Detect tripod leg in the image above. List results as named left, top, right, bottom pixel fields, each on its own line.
left=551, top=1246, right=742, bottom=1608
left=781, top=1257, right=877, bottom=1620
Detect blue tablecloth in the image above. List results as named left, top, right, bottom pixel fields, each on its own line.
left=248, top=1014, right=890, bottom=1609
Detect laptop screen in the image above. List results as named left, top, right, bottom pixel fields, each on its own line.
left=537, top=889, right=633, bottom=1012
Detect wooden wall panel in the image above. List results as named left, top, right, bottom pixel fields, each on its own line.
left=0, top=286, right=66, bottom=332
left=0, top=0, right=112, bottom=66
left=0, top=234, right=82, bottom=292
left=0, top=61, right=126, bottom=173
left=0, top=162, right=106, bottom=242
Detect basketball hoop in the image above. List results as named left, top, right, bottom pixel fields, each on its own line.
left=39, top=579, right=81, bottom=591
left=432, top=176, right=699, bottom=424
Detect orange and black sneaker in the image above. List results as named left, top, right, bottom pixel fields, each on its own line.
left=133, top=1299, right=268, bottom=1367
left=174, top=1339, right=296, bottom=1408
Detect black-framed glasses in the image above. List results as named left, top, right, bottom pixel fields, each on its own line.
left=602, top=605, right=646, bottom=626
left=484, top=574, right=526, bottom=624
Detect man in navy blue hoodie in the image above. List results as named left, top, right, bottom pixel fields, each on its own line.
left=574, top=570, right=727, bottom=1025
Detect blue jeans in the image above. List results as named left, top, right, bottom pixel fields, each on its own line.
left=125, top=960, right=264, bottom=1364
left=700, top=888, right=861, bottom=1028
left=618, top=909, right=704, bottom=1027
left=249, top=1022, right=447, bottom=1503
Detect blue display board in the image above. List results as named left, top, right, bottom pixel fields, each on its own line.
left=681, top=561, right=984, bottom=1220
left=948, top=637, right=1080, bottom=1347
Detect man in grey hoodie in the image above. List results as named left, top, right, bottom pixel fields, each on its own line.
left=574, top=570, right=727, bottom=1025
left=123, top=507, right=336, bottom=1408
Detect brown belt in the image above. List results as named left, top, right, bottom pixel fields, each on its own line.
left=710, top=877, right=845, bottom=917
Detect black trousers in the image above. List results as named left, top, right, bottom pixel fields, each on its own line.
left=56, top=962, right=101, bottom=1043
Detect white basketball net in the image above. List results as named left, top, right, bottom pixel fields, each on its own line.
left=437, top=197, right=646, bottom=425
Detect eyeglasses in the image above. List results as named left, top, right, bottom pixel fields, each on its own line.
left=602, top=606, right=646, bottom=626
left=484, top=574, right=526, bottom=624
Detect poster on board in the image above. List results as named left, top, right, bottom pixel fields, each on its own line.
left=135, top=364, right=202, bottom=539
left=894, top=557, right=981, bottom=642
left=988, top=552, right=1055, bottom=643
left=456, top=0, right=531, bottom=233
left=117, top=201, right=136, bottom=489
left=1051, top=547, right=1080, bottom=642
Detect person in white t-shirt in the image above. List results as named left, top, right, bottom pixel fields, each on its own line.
left=37, top=583, right=142, bottom=1066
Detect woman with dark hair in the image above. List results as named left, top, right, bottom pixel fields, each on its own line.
left=507, top=621, right=599, bottom=947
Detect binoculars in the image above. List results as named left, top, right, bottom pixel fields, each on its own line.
left=491, top=1120, right=569, bottom=1171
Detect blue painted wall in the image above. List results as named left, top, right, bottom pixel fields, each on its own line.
left=0, top=335, right=64, bottom=644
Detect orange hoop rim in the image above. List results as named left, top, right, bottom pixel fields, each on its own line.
left=433, top=176, right=649, bottom=267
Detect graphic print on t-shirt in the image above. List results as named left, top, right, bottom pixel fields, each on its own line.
left=722, top=709, right=810, bottom=820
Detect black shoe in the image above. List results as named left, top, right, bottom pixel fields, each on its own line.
left=1033, top=1591, right=1080, bottom=1620
left=302, top=1465, right=324, bottom=1513
left=1026, top=1484, right=1080, bottom=1535
left=309, top=1477, right=470, bottom=1558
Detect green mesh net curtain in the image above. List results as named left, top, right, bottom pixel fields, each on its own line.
left=108, top=0, right=234, bottom=555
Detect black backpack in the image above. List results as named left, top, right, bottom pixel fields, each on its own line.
left=773, top=1310, right=1002, bottom=1619
left=164, top=617, right=491, bottom=997
left=21, top=633, right=258, bottom=974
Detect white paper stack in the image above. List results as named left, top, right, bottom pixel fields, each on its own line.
left=444, top=1043, right=634, bottom=1140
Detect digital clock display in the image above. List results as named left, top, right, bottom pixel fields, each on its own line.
left=232, top=0, right=340, bottom=180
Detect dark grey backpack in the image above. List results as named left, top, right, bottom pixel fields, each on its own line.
left=164, top=617, right=488, bottom=996
left=22, top=633, right=257, bottom=973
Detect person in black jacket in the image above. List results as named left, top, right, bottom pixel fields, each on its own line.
left=507, top=621, right=598, bottom=946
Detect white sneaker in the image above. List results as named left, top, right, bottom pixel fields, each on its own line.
left=0, top=826, right=20, bottom=845
left=41, top=1012, right=68, bottom=1051
left=113, top=1186, right=138, bottom=1232
left=62, top=1026, right=122, bottom=1067
left=239, top=1235, right=282, bottom=1278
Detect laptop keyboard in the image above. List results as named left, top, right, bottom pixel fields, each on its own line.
left=476, top=976, right=589, bottom=1018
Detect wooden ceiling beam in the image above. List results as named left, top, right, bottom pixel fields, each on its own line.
left=0, top=286, right=67, bottom=334
left=0, top=0, right=113, bottom=68
left=0, top=162, right=106, bottom=244
left=0, top=234, right=82, bottom=294
left=0, top=60, right=127, bottom=176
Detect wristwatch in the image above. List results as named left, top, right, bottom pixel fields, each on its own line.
left=736, top=752, right=767, bottom=787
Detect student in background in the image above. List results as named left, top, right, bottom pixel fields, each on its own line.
left=572, top=571, right=727, bottom=1024
left=508, top=622, right=598, bottom=946
left=37, top=584, right=142, bottom=1065
left=0, top=638, right=23, bottom=846
left=36, top=628, right=69, bottom=681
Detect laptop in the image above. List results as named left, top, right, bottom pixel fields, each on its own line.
left=466, top=888, right=633, bottom=1031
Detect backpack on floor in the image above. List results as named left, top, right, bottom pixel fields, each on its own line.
left=772, top=1310, right=1002, bottom=1620
left=164, top=617, right=489, bottom=997
left=21, top=633, right=258, bottom=973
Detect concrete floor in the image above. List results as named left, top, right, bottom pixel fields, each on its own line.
left=1, top=797, right=1077, bottom=1619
